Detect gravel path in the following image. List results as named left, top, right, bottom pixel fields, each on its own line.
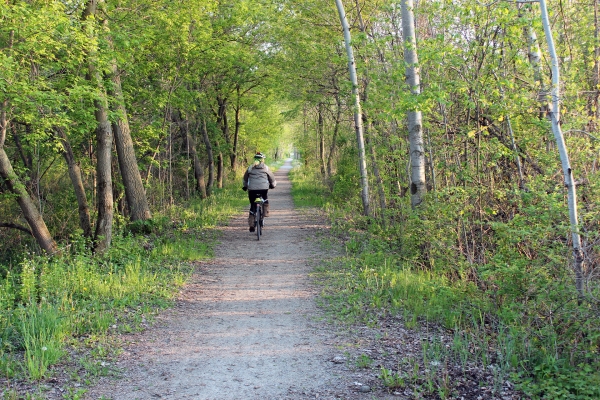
left=84, top=160, right=371, bottom=400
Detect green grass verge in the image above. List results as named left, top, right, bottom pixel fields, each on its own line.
left=0, top=184, right=247, bottom=392
left=289, top=165, right=329, bottom=208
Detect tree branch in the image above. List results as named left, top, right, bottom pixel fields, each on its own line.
left=0, top=222, right=32, bottom=235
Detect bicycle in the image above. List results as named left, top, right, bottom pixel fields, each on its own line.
left=253, top=196, right=265, bottom=240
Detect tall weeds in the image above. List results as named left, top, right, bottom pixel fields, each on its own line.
left=0, top=184, right=246, bottom=382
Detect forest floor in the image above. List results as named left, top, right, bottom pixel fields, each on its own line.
left=80, top=160, right=520, bottom=400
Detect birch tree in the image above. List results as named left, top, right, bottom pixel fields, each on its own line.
left=401, top=0, right=426, bottom=208
left=334, top=0, right=370, bottom=216
left=538, top=0, right=585, bottom=296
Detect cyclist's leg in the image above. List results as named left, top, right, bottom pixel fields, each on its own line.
left=258, top=189, right=270, bottom=216
left=248, top=190, right=259, bottom=214
left=247, top=190, right=258, bottom=232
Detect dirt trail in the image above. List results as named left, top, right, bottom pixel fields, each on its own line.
left=85, top=160, right=366, bottom=400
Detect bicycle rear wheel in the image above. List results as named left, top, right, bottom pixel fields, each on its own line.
left=256, top=206, right=262, bottom=240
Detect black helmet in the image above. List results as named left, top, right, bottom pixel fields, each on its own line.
left=254, top=152, right=266, bottom=160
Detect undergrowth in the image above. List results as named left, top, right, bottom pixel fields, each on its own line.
left=0, top=184, right=246, bottom=396
left=291, top=166, right=600, bottom=399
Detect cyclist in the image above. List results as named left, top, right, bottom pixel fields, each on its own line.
left=242, top=152, right=276, bottom=232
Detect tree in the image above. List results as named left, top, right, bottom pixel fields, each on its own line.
left=55, top=128, right=93, bottom=239
left=82, top=0, right=114, bottom=252
left=106, top=45, right=152, bottom=222
left=1, top=101, right=58, bottom=255
left=335, top=0, right=370, bottom=217
left=401, top=0, right=426, bottom=208
left=539, top=0, right=585, bottom=296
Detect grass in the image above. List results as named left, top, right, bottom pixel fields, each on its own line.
left=290, top=165, right=600, bottom=399
left=289, top=166, right=329, bottom=208
left=0, top=183, right=247, bottom=393
left=19, top=305, right=66, bottom=380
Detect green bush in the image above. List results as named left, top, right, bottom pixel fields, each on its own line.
left=291, top=163, right=600, bottom=398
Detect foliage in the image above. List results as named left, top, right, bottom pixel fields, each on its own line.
left=293, top=159, right=600, bottom=397
left=0, top=183, right=241, bottom=384
left=2, top=0, right=600, bottom=396
left=289, top=165, right=330, bottom=208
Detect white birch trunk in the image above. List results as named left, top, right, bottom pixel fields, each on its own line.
left=334, top=0, right=370, bottom=216
left=522, top=4, right=550, bottom=120
left=401, top=0, right=426, bottom=208
left=539, top=0, right=585, bottom=296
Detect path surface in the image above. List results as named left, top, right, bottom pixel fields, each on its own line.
left=85, top=160, right=365, bottom=400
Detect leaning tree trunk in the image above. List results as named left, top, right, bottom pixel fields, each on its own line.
left=0, top=102, right=58, bottom=255
left=107, top=53, right=151, bottom=222
left=83, top=0, right=113, bottom=253
left=401, top=0, right=426, bottom=208
left=334, top=0, right=370, bottom=216
left=55, top=128, right=93, bottom=239
left=354, top=2, right=386, bottom=220
left=539, top=0, right=585, bottom=296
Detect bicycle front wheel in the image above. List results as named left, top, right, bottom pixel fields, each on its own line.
left=256, top=207, right=262, bottom=240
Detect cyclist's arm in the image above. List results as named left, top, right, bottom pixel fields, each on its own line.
left=267, top=169, right=276, bottom=188
left=242, top=167, right=251, bottom=188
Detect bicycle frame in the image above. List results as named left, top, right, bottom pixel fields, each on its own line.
left=254, top=197, right=265, bottom=240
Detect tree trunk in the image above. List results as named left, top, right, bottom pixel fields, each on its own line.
left=83, top=0, right=114, bottom=253
left=521, top=4, right=550, bottom=121
left=401, top=0, right=426, bottom=208
left=327, top=91, right=342, bottom=178
left=233, top=105, right=240, bottom=170
left=201, top=119, right=214, bottom=196
left=217, top=150, right=224, bottom=189
left=318, top=103, right=326, bottom=176
left=107, top=52, right=151, bottom=222
left=184, top=122, right=207, bottom=199
left=0, top=100, right=58, bottom=255
left=55, top=128, right=93, bottom=239
left=92, top=100, right=114, bottom=253
left=232, top=87, right=243, bottom=170
left=365, top=119, right=387, bottom=224
left=592, top=0, right=600, bottom=130
left=539, top=0, right=585, bottom=297
left=217, top=96, right=232, bottom=169
left=335, top=0, right=370, bottom=216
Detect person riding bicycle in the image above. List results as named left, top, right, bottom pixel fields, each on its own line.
left=242, top=152, right=276, bottom=232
